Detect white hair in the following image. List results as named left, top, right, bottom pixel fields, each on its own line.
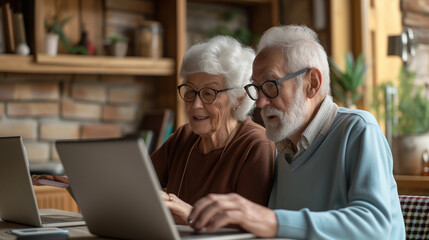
left=180, top=36, right=256, bottom=121
left=257, top=25, right=331, bottom=96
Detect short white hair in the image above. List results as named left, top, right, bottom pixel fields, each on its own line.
left=257, top=25, right=331, bottom=96
left=180, top=35, right=256, bottom=121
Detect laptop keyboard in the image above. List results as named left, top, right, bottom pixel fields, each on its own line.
left=41, top=214, right=84, bottom=223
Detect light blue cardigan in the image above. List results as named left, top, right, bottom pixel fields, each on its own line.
left=269, top=107, right=405, bottom=239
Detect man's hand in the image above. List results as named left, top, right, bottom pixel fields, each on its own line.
left=188, top=193, right=278, bottom=238
left=160, top=191, right=193, bottom=225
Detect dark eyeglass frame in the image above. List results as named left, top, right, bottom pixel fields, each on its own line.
left=244, top=67, right=311, bottom=100
left=177, top=84, right=233, bottom=104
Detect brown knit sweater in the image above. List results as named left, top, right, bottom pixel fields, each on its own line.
left=151, top=117, right=275, bottom=206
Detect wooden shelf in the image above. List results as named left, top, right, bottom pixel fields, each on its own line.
left=0, top=0, right=278, bottom=127
left=0, top=54, right=175, bottom=76
left=191, top=0, right=275, bottom=4
left=395, top=175, right=429, bottom=196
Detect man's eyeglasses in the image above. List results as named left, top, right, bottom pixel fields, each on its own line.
left=244, top=68, right=310, bottom=100
left=177, top=84, right=233, bottom=104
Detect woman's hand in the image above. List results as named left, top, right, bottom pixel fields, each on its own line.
left=32, top=174, right=53, bottom=185
left=160, top=191, right=193, bottom=225
left=31, top=174, right=75, bottom=199
left=32, top=174, right=70, bottom=186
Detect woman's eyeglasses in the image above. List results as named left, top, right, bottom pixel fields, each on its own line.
left=177, top=84, right=233, bottom=104
left=244, top=68, right=310, bottom=100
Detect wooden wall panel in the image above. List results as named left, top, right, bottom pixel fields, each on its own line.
left=330, top=0, right=352, bottom=68
left=34, top=0, right=44, bottom=54
left=365, top=0, right=402, bottom=115
left=36, top=0, right=157, bottom=57
left=81, top=0, right=103, bottom=55
left=279, top=0, right=330, bottom=54
left=37, top=0, right=80, bottom=54
left=105, top=0, right=154, bottom=14
left=329, top=0, right=402, bottom=114
left=35, top=0, right=56, bottom=54
left=401, top=0, right=429, bottom=14
left=156, top=0, right=185, bottom=126
left=281, top=0, right=312, bottom=27
left=104, top=9, right=146, bottom=28
left=57, top=0, right=79, bottom=54
left=249, top=2, right=277, bottom=37
left=36, top=0, right=104, bottom=55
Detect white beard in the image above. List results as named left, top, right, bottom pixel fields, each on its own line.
left=261, top=90, right=307, bottom=142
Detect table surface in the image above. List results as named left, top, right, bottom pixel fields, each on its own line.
left=0, top=221, right=105, bottom=239
left=0, top=220, right=291, bottom=240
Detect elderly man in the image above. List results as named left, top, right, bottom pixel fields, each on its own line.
left=188, top=25, right=405, bottom=239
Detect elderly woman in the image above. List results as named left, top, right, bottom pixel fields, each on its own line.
left=33, top=36, right=274, bottom=225
left=152, top=35, right=275, bottom=224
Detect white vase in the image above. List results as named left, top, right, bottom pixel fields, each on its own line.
left=45, top=33, right=59, bottom=56
left=16, top=42, right=30, bottom=56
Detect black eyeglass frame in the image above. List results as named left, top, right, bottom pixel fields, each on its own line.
left=177, top=84, right=234, bottom=104
left=244, top=67, right=311, bottom=100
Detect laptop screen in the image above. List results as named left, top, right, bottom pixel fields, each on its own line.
left=0, top=136, right=43, bottom=226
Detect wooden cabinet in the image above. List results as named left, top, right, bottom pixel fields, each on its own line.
left=395, top=175, right=429, bottom=196
left=0, top=0, right=278, bottom=127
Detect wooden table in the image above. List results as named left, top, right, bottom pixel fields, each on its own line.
left=0, top=220, right=291, bottom=240
left=0, top=220, right=107, bottom=240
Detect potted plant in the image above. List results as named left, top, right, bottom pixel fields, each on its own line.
left=106, top=34, right=128, bottom=57
left=329, top=52, right=368, bottom=108
left=390, top=68, right=429, bottom=175
left=374, top=67, right=429, bottom=175
left=44, top=14, right=71, bottom=56
left=44, top=15, right=87, bottom=56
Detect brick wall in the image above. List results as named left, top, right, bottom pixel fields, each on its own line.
left=0, top=73, right=154, bottom=164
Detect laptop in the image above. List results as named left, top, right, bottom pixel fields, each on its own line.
left=56, top=137, right=255, bottom=240
left=0, top=136, right=85, bottom=227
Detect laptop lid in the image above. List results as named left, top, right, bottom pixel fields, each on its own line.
left=56, top=137, right=180, bottom=239
left=0, top=136, right=85, bottom=227
left=56, top=137, right=255, bottom=240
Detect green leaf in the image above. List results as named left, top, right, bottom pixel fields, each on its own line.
left=395, top=67, right=429, bottom=135
left=44, top=14, right=72, bottom=34
left=329, top=52, right=368, bottom=106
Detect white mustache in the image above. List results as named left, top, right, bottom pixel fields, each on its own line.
left=261, top=107, right=284, bottom=119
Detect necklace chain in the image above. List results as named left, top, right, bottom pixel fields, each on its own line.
left=176, top=122, right=240, bottom=198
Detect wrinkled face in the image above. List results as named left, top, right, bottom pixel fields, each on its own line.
left=252, top=47, right=308, bottom=142
left=184, top=72, right=234, bottom=138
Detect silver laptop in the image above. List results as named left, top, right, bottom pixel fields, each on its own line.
left=0, top=136, right=85, bottom=227
left=56, top=137, right=255, bottom=240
